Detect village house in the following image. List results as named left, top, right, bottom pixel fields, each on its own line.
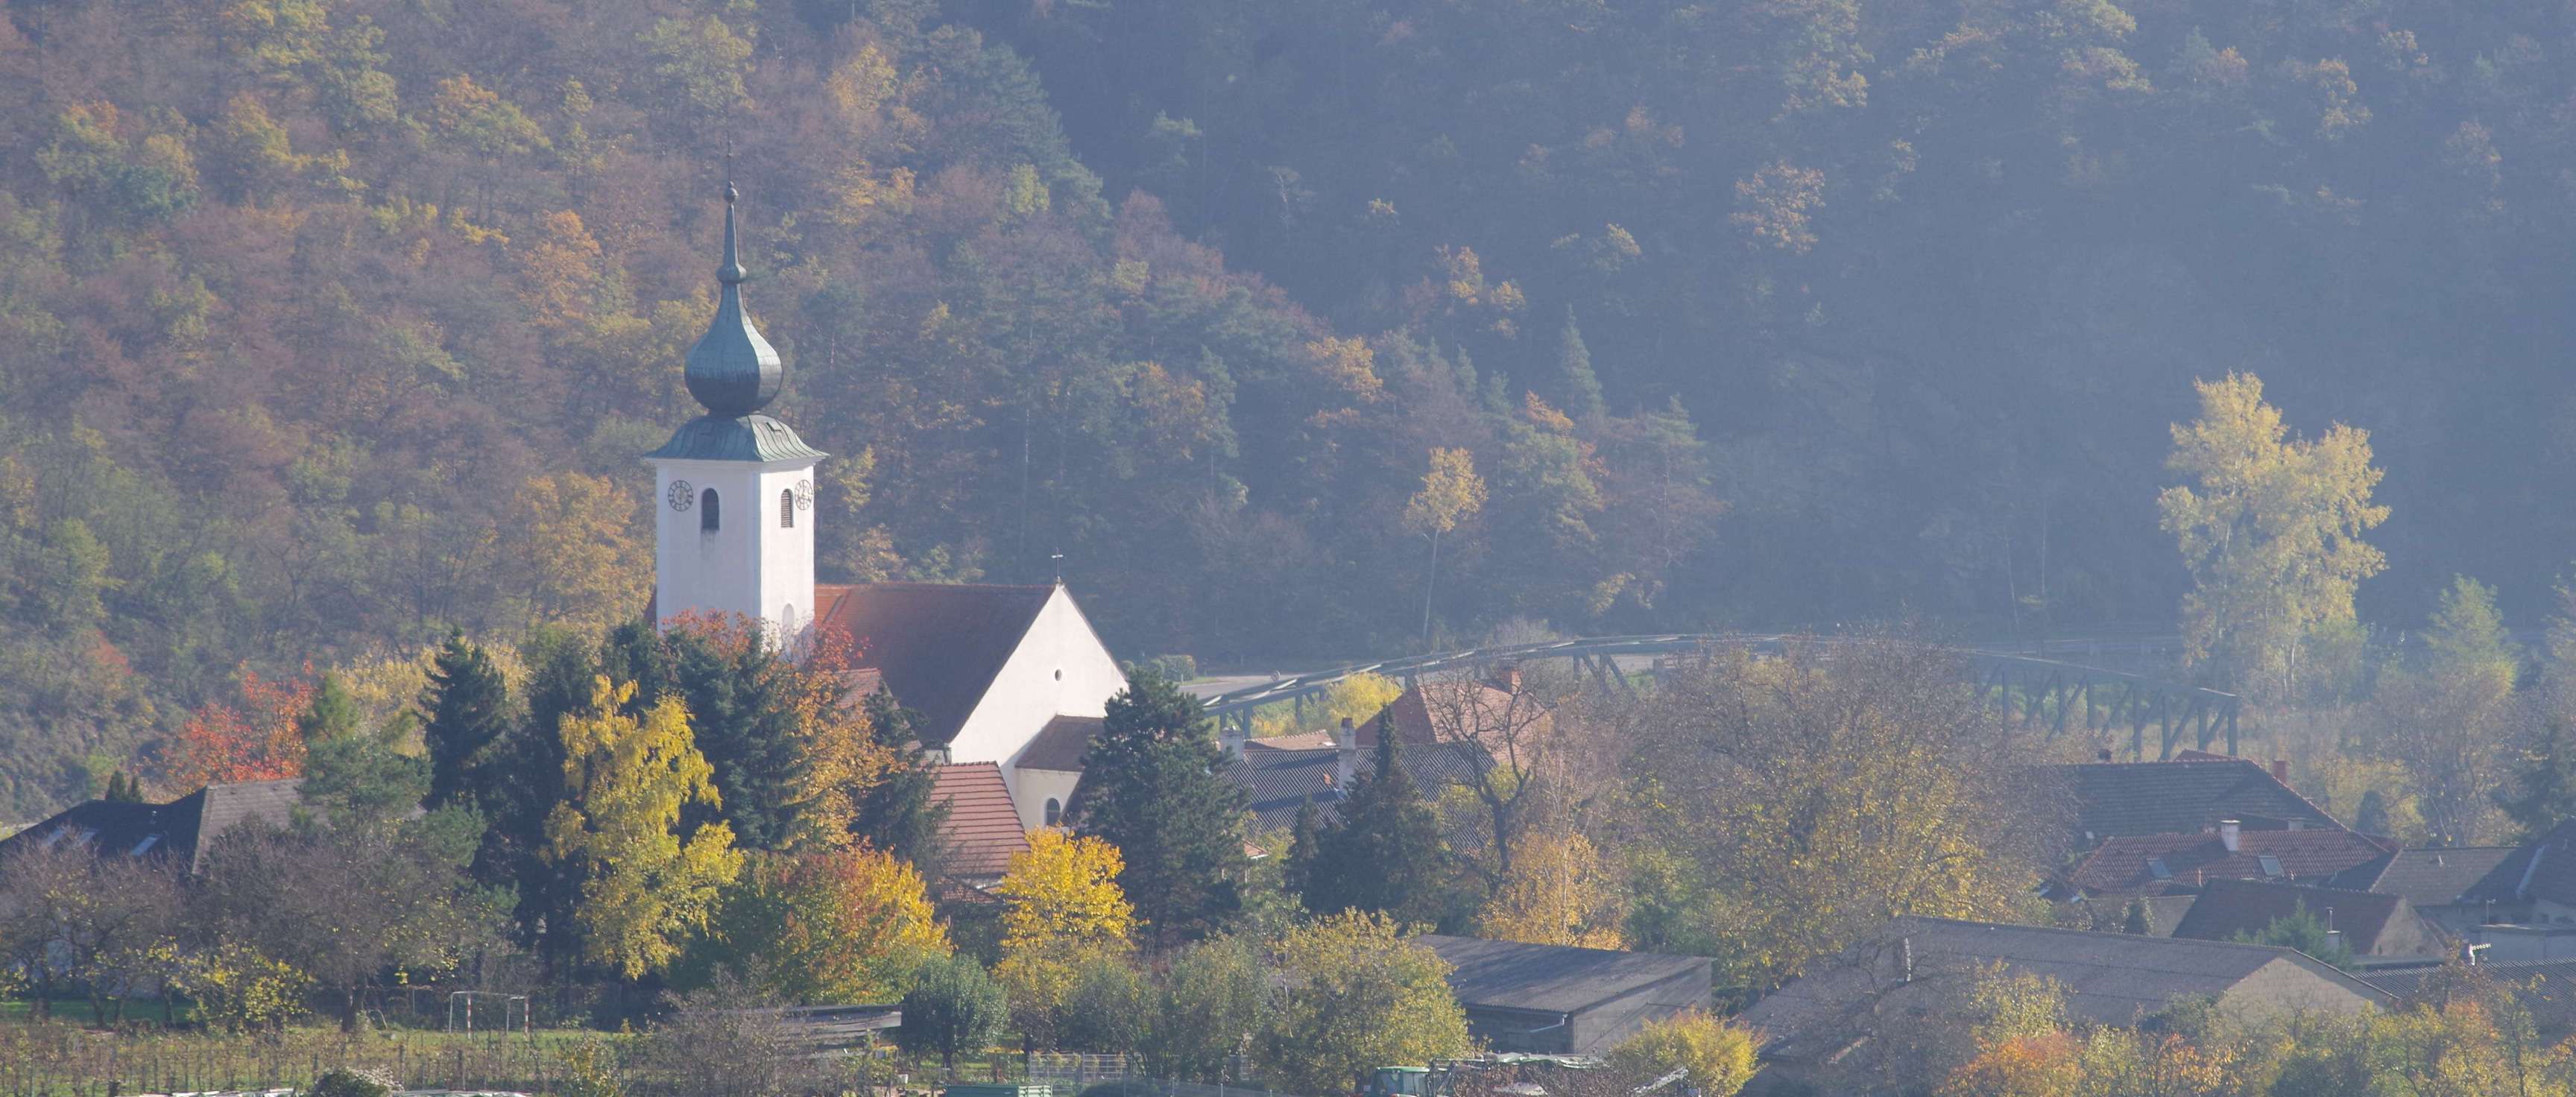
left=0, top=779, right=302, bottom=875
left=2059, top=820, right=2395, bottom=898
left=2041, top=754, right=2344, bottom=852
left=2167, top=879, right=2449, bottom=959
left=1737, top=917, right=2390, bottom=1093
left=2328, top=844, right=2522, bottom=933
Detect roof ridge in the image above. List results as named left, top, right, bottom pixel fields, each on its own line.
left=1898, top=915, right=2320, bottom=955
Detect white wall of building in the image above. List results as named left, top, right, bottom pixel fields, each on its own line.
left=1010, top=766, right=1084, bottom=832
left=947, top=587, right=1127, bottom=769
left=648, top=455, right=820, bottom=639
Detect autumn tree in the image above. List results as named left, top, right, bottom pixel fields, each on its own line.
left=505, top=472, right=649, bottom=635
left=992, top=829, right=1137, bottom=1047
left=165, top=668, right=314, bottom=789
left=1625, top=633, right=2056, bottom=993
left=680, top=843, right=950, bottom=1004
left=1605, top=1012, right=1758, bottom=1097
left=2373, top=576, right=2530, bottom=845
left=1142, top=935, right=1271, bottom=1083
left=1253, top=911, right=1471, bottom=1096
left=1076, top=668, right=1246, bottom=946
left=2159, top=373, right=2389, bottom=701
left=1478, top=829, right=1625, bottom=949
left=543, top=677, right=744, bottom=979
left=1405, top=447, right=1489, bottom=645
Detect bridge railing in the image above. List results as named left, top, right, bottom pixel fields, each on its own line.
left=1204, top=634, right=2238, bottom=759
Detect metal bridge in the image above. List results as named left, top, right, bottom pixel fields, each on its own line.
left=1202, top=633, right=2240, bottom=759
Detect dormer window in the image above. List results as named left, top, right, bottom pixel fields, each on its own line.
left=701, top=488, right=722, bottom=531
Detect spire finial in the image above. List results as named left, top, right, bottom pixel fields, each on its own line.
left=718, top=142, right=746, bottom=285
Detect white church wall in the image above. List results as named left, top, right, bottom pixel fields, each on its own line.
left=947, top=587, right=1127, bottom=771
left=1010, top=766, right=1083, bottom=832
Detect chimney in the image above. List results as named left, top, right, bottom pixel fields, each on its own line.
left=2219, top=819, right=2242, bottom=853
left=2271, top=759, right=2291, bottom=783
left=2097, top=749, right=2114, bottom=763
left=1496, top=663, right=1523, bottom=693
left=1335, top=720, right=1359, bottom=788
left=1900, top=936, right=1915, bottom=983
left=1219, top=722, right=1249, bottom=759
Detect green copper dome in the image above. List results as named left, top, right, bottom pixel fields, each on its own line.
left=683, top=182, right=783, bottom=417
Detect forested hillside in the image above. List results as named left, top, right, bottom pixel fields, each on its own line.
left=0, top=0, right=2571, bottom=815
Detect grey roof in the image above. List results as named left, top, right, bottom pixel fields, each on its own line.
left=2169, top=879, right=2445, bottom=957
left=1227, top=739, right=1485, bottom=834
left=815, top=583, right=1062, bottom=748
left=0, top=779, right=303, bottom=875
left=1017, top=715, right=1102, bottom=772
left=1738, top=917, right=2390, bottom=1060
left=2365, top=960, right=2576, bottom=1037
left=2330, top=846, right=2519, bottom=907
left=644, top=414, right=827, bottom=462
left=2042, top=759, right=2343, bottom=844
left=1415, top=935, right=1711, bottom=1015
left=2460, top=821, right=2576, bottom=908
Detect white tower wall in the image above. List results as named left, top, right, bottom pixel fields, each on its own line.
left=648, top=456, right=821, bottom=641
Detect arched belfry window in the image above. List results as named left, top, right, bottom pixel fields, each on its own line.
left=780, top=489, right=795, bottom=528
left=700, top=488, right=722, bottom=531
left=1044, top=798, right=1063, bottom=827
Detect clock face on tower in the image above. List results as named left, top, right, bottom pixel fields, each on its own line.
left=666, top=481, right=695, bottom=511
left=794, top=479, right=813, bottom=510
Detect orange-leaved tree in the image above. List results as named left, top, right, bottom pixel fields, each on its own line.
left=165, top=666, right=315, bottom=790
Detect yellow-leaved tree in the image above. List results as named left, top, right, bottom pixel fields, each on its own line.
left=2159, top=372, right=2387, bottom=703
left=544, top=677, right=742, bottom=979
left=1479, top=829, right=1626, bottom=949
left=991, top=829, right=1135, bottom=1047
left=685, top=844, right=950, bottom=1004
left=1405, top=447, right=1488, bottom=644
left=1606, top=1011, right=1759, bottom=1097
left=1254, top=911, right=1470, bottom=1095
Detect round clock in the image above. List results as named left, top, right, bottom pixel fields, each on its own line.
left=666, top=480, right=695, bottom=511
left=793, top=478, right=814, bottom=510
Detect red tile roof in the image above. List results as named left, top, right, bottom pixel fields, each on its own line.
left=2069, top=829, right=2396, bottom=897
left=929, top=762, right=1030, bottom=879
left=1357, top=679, right=1547, bottom=749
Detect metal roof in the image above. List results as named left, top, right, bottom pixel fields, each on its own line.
left=644, top=414, right=827, bottom=463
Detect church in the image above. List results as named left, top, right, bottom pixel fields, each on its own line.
left=645, top=180, right=1126, bottom=841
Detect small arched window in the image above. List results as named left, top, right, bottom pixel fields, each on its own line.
left=1044, top=798, right=1062, bottom=827
left=700, top=488, right=722, bottom=531
left=780, top=489, right=795, bottom=528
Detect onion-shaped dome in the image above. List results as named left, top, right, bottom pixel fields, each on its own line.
left=683, top=181, right=783, bottom=417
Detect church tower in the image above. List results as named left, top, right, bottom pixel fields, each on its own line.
left=645, top=175, right=826, bottom=640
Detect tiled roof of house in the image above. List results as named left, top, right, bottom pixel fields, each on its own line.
left=1739, top=917, right=2390, bottom=1063
left=2068, top=829, right=2396, bottom=896
left=1016, top=715, right=1102, bottom=772
left=1415, top=935, right=1711, bottom=1015
left=2463, top=820, right=2576, bottom=908
left=929, top=762, right=1029, bottom=879
left=2329, top=846, right=2519, bottom=908
left=2169, top=879, right=2444, bottom=956
left=1226, top=740, right=1486, bottom=835
left=0, top=779, right=303, bottom=875
left=2042, top=759, right=2343, bottom=844
left=814, top=583, right=1056, bottom=747
left=1356, top=679, right=1546, bottom=750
